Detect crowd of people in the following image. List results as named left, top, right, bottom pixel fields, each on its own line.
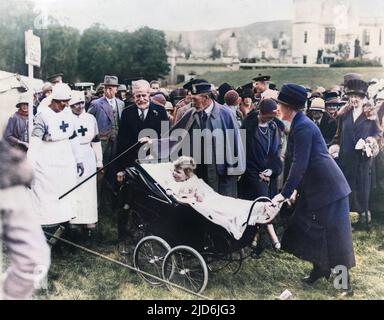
left=1, top=69, right=384, bottom=299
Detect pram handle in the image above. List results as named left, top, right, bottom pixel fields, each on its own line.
left=243, top=197, right=288, bottom=227
left=58, top=141, right=141, bottom=200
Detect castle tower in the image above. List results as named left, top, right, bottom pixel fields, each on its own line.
left=292, top=0, right=323, bottom=64
left=227, top=32, right=239, bottom=59
left=292, top=0, right=360, bottom=64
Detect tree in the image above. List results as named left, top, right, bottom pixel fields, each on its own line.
left=0, top=0, right=36, bottom=75
left=77, top=24, right=121, bottom=84
left=128, top=27, right=170, bottom=80
left=36, top=26, right=80, bottom=82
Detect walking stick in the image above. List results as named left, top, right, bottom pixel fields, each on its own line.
left=59, top=141, right=141, bottom=200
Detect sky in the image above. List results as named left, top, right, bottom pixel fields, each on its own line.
left=31, top=0, right=384, bottom=32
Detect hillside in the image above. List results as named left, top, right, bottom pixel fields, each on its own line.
left=165, top=20, right=292, bottom=58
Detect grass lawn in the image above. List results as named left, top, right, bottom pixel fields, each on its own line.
left=37, top=211, right=384, bottom=300
left=201, top=67, right=384, bottom=89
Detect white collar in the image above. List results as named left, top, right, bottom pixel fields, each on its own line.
left=106, top=97, right=115, bottom=105
left=204, top=102, right=214, bottom=116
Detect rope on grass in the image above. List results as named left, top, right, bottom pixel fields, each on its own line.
left=44, top=232, right=212, bottom=300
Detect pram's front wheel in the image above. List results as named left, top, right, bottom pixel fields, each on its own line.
left=133, top=236, right=171, bottom=286
left=162, top=246, right=209, bottom=295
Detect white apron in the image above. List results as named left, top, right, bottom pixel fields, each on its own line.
left=70, top=113, right=99, bottom=225
left=29, top=107, right=78, bottom=226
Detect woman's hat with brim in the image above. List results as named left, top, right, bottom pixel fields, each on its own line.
left=69, top=90, right=85, bottom=106
left=16, top=94, right=30, bottom=108
left=276, top=83, right=308, bottom=108
left=345, top=79, right=369, bottom=97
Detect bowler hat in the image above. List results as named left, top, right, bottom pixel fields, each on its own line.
left=277, top=83, right=308, bottom=108
left=324, top=91, right=345, bottom=106
left=102, top=75, right=119, bottom=87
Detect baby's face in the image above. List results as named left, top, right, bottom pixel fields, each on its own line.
left=173, top=168, right=187, bottom=182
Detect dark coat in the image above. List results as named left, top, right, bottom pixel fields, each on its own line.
left=280, top=112, right=354, bottom=269
left=307, top=111, right=337, bottom=145
left=153, top=101, right=246, bottom=197
left=370, top=106, right=384, bottom=212
left=239, top=111, right=283, bottom=200
left=116, top=102, right=169, bottom=170
left=335, top=109, right=381, bottom=212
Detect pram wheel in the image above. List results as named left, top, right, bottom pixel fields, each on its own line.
left=133, top=236, right=171, bottom=286
left=162, top=246, right=209, bottom=295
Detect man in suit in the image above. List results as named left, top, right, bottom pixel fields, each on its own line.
left=148, top=80, right=246, bottom=197
left=88, top=75, right=125, bottom=214
left=115, top=80, right=168, bottom=246
left=88, top=75, right=125, bottom=166
left=116, top=80, right=169, bottom=170
left=273, top=83, right=355, bottom=296
left=307, top=97, right=337, bottom=146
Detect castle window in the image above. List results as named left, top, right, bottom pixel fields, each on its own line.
left=304, top=31, right=308, bottom=44
left=273, top=38, right=278, bottom=49
left=303, top=55, right=307, bottom=64
left=363, top=29, right=370, bottom=46
left=262, top=51, right=266, bottom=59
left=324, top=27, right=336, bottom=45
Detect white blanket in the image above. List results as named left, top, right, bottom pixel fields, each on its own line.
left=141, top=163, right=279, bottom=240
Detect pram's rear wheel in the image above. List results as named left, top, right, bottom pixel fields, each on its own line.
left=133, top=236, right=171, bottom=286
left=162, top=246, right=208, bottom=295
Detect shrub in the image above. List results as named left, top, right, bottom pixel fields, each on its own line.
left=331, top=59, right=383, bottom=68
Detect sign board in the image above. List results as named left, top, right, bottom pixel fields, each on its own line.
left=25, top=30, right=41, bottom=67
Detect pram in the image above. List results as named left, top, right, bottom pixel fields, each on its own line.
left=123, top=161, right=281, bottom=294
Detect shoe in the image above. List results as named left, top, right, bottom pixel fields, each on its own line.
left=338, top=285, right=354, bottom=298
left=273, top=241, right=281, bottom=251
left=303, top=267, right=331, bottom=285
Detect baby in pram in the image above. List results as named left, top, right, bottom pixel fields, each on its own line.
left=164, top=156, right=208, bottom=203
left=164, top=156, right=281, bottom=247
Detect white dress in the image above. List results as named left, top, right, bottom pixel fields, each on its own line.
left=28, top=106, right=82, bottom=226
left=70, top=112, right=102, bottom=225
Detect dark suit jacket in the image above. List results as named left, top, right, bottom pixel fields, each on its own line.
left=282, top=112, right=351, bottom=210
left=116, top=102, right=169, bottom=170
left=307, top=111, right=337, bottom=145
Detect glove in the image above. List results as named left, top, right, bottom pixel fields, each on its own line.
left=261, top=169, right=273, bottom=177
left=355, top=139, right=365, bottom=150
left=328, top=144, right=340, bottom=159
left=77, top=162, right=84, bottom=177
left=271, top=193, right=286, bottom=207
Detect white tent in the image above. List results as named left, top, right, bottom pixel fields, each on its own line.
left=0, top=70, right=43, bottom=135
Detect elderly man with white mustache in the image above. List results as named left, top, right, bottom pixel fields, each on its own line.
left=115, top=80, right=169, bottom=247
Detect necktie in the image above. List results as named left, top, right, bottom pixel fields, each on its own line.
left=140, top=109, right=145, bottom=122
left=199, top=111, right=208, bottom=128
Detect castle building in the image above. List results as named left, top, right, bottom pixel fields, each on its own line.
left=292, top=0, right=384, bottom=64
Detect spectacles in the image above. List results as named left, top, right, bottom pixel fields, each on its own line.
left=135, top=94, right=149, bottom=98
